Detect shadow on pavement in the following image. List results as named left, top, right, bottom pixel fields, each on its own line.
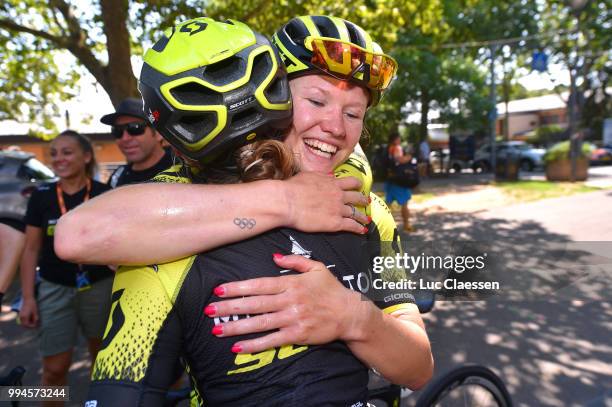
left=399, top=210, right=611, bottom=407
left=0, top=308, right=92, bottom=405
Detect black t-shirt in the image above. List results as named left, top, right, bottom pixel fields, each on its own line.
left=108, top=148, right=174, bottom=188
left=24, top=180, right=113, bottom=286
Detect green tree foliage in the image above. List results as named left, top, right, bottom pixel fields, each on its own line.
left=0, top=0, right=442, bottom=133
left=539, top=0, right=611, bottom=138
left=378, top=0, right=540, bottom=147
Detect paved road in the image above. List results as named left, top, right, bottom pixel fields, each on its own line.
left=403, top=189, right=612, bottom=406
left=2, top=175, right=611, bottom=406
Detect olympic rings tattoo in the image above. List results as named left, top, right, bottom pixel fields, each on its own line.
left=233, top=217, right=256, bottom=229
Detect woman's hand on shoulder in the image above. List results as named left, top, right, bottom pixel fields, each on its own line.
left=204, top=254, right=366, bottom=353
left=282, top=172, right=369, bottom=234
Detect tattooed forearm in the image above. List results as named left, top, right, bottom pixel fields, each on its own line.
left=233, top=218, right=256, bottom=230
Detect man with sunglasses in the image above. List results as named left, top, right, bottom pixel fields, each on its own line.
left=101, top=98, right=173, bottom=187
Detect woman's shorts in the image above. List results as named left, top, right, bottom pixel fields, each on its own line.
left=37, top=277, right=113, bottom=357
left=0, top=218, right=25, bottom=233
left=384, top=182, right=412, bottom=206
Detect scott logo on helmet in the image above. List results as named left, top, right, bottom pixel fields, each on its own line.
left=180, top=21, right=207, bottom=36
left=229, top=96, right=254, bottom=111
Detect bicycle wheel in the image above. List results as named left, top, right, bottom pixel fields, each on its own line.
left=416, top=365, right=512, bottom=407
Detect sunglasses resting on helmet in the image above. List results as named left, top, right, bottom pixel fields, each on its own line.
left=111, top=122, right=148, bottom=138
left=304, top=36, right=397, bottom=91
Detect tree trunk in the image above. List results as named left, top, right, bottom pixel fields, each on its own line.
left=419, top=87, right=430, bottom=142
left=502, top=78, right=510, bottom=140
left=100, top=0, right=138, bottom=107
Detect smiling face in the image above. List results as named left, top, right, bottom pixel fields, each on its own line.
left=50, top=136, right=91, bottom=180
left=114, top=115, right=164, bottom=168
left=283, top=75, right=369, bottom=173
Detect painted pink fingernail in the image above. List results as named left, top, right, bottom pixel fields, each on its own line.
left=273, top=253, right=284, bottom=260
left=368, top=196, right=372, bottom=204
left=204, top=305, right=217, bottom=316
left=367, top=216, right=372, bottom=224
left=212, top=325, right=223, bottom=335
left=213, top=286, right=225, bottom=296
left=231, top=344, right=243, bottom=353
left=362, top=226, right=368, bottom=234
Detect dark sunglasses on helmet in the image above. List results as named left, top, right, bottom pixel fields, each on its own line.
left=111, top=122, right=148, bottom=138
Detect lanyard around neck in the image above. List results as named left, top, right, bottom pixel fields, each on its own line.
left=56, top=179, right=92, bottom=215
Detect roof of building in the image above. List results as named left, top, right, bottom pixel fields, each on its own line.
left=496, top=92, right=568, bottom=115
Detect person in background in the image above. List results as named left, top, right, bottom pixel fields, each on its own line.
left=419, top=137, right=431, bottom=177
left=0, top=222, right=25, bottom=309
left=101, top=98, right=173, bottom=187
left=385, top=134, right=414, bottom=232
left=18, top=130, right=114, bottom=394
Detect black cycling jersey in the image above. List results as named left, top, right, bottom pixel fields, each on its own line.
left=89, top=150, right=413, bottom=406
left=107, top=148, right=174, bottom=187
left=88, top=226, right=412, bottom=406
left=24, top=180, right=113, bottom=286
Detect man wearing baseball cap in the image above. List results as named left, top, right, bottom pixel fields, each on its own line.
left=101, top=98, right=173, bottom=187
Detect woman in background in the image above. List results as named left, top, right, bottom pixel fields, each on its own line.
left=19, top=130, right=113, bottom=392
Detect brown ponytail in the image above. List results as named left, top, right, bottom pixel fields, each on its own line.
left=201, top=140, right=297, bottom=184
left=236, top=140, right=297, bottom=182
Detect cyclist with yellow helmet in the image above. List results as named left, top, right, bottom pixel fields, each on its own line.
left=61, top=15, right=432, bottom=394
left=86, top=17, right=430, bottom=405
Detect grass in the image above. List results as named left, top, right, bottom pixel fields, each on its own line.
left=411, top=192, right=436, bottom=204
left=493, top=180, right=601, bottom=203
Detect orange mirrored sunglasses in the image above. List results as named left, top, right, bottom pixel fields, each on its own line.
left=305, top=36, right=397, bottom=91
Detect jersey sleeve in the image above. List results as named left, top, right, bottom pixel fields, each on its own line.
left=87, top=257, right=196, bottom=406
left=334, top=144, right=373, bottom=217
left=368, top=194, right=416, bottom=314
left=151, top=163, right=192, bottom=184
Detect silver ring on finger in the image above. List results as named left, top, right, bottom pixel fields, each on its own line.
left=348, top=204, right=356, bottom=219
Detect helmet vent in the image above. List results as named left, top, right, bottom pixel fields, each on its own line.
left=285, top=20, right=307, bottom=44
left=203, top=57, right=243, bottom=86
left=170, top=82, right=222, bottom=106
left=264, top=76, right=287, bottom=104
left=251, top=52, right=273, bottom=87
left=173, top=113, right=218, bottom=143
left=345, top=23, right=367, bottom=48
left=231, top=107, right=262, bottom=130
left=152, top=33, right=171, bottom=53
left=311, top=16, right=339, bottom=38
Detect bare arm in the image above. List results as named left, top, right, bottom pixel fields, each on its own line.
left=0, top=224, right=25, bottom=295
left=207, top=255, right=434, bottom=389
left=19, top=226, right=43, bottom=327
left=55, top=172, right=368, bottom=266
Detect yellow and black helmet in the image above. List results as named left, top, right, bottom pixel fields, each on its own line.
left=139, top=18, right=292, bottom=163
left=272, top=15, right=397, bottom=106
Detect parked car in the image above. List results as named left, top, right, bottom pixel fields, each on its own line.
left=0, top=150, right=56, bottom=228
left=590, top=144, right=612, bottom=166
left=472, top=141, right=546, bottom=172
